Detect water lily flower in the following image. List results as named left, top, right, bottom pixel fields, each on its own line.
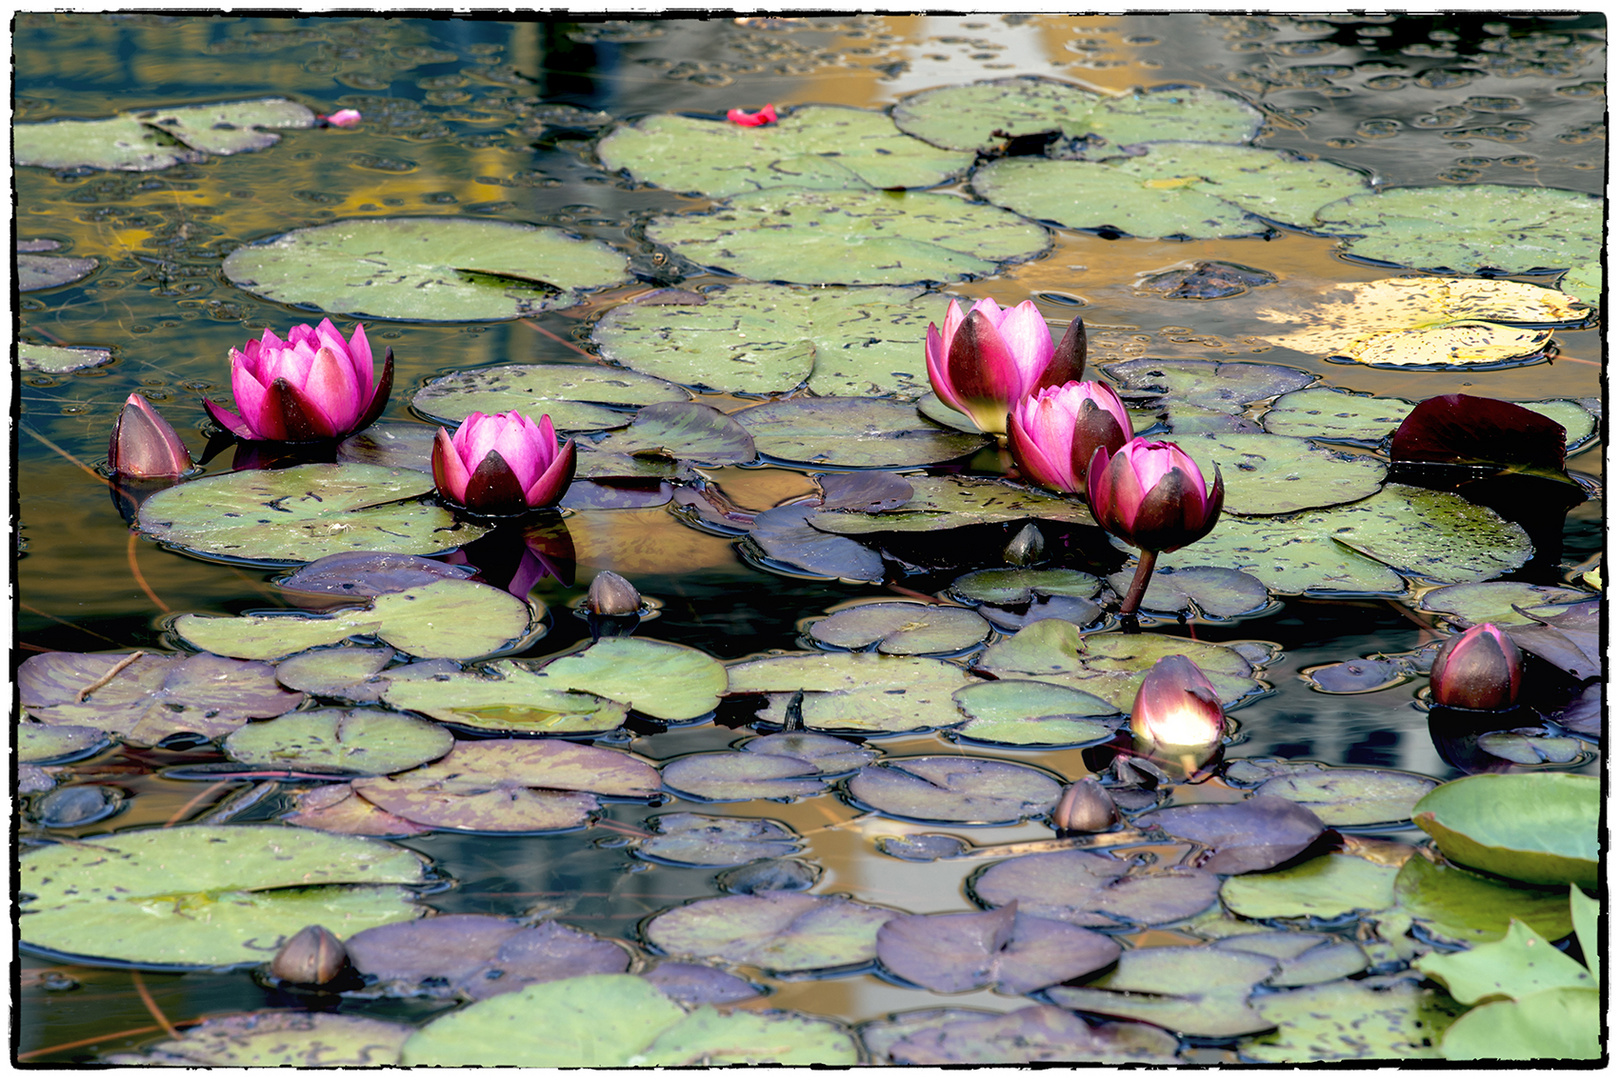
left=925, top=297, right=1085, bottom=436
left=204, top=319, right=392, bottom=443
left=1051, top=778, right=1119, bottom=833
left=109, top=392, right=191, bottom=477
left=321, top=109, right=362, bottom=127
left=1008, top=379, right=1131, bottom=494
left=1429, top=623, right=1523, bottom=710
left=1130, top=654, right=1226, bottom=771
left=727, top=103, right=777, bottom=126
left=1088, top=437, right=1225, bottom=618
left=432, top=410, right=576, bottom=515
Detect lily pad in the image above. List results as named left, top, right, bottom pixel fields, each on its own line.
left=597, top=105, right=973, bottom=197
left=274, top=647, right=395, bottom=701
left=1393, top=855, right=1574, bottom=946
left=640, top=962, right=763, bottom=1005
left=1174, top=432, right=1387, bottom=515
left=1213, top=931, right=1368, bottom=987
left=137, top=1013, right=414, bottom=1067
left=1262, top=388, right=1422, bottom=445
left=817, top=470, right=915, bottom=511
left=1417, top=918, right=1594, bottom=1006
left=19, top=650, right=306, bottom=745
left=809, top=475, right=1092, bottom=534
left=1241, top=974, right=1465, bottom=1062
left=1474, top=730, right=1587, bottom=766
left=808, top=602, right=989, bottom=655
left=1560, top=260, right=1602, bottom=306
left=18, top=722, right=111, bottom=764
left=223, top=707, right=453, bottom=775
left=1137, top=796, right=1326, bottom=875
left=19, top=824, right=429, bottom=967
left=336, top=422, right=439, bottom=471
left=734, top=396, right=988, bottom=469
left=1412, top=773, right=1598, bottom=889
left=743, top=504, right=886, bottom=583
left=638, top=813, right=803, bottom=867
left=950, top=680, right=1119, bottom=747
left=876, top=903, right=1121, bottom=994
left=527, top=637, right=727, bottom=721
left=883, top=1004, right=1181, bottom=1065
left=1417, top=580, right=1596, bottom=628
left=382, top=661, right=629, bottom=735
left=632, top=1006, right=859, bottom=1066
left=175, top=579, right=536, bottom=662
left=18, top=255, right=98, bottom=292
left=1314, top=184, right=1601, bottom=275
left=1046, top=945, right=1277, bottom=1039
left=224, top=217, right=632, bottom=322
left=1103, top=357, right=1315, bottom=414
left=1220, top=853, right=1398, bottom=920
left=1440, top=987, right=1601, bottom=1061
left=948, top=567, right=1102, bottom=605
left=974, top=142, right=1368, bottom=238
left=645, top=890, right=894, bottom=974
left=645, top=188, right=1050, bottom=286
left=846, top=756, right=1063, bottom=825
left=972, top=849, right=1222, bottom=928
left=16, top=98, right=313, bottom=170
left=1301, top=658, right=1405, bottom=693
left=593, top=401, right=755, bottom=465
left=594, top=282, right=951, bottom=398
left=277, top=551, right=477, bottom=599
left=730, top=651, right=980, bottom=734
left=893, top=77, right=1261, bottom=154
left=285, top=783, right=433, bottom=837
left=1103, top=565, right=1271, bottom=619
left=660, top=752, right=829, bottom=803
left=412, top=362, right=690, bottom=433
left=1254, top=767, right=1436, bottom=827
left=138, top=463, right=483, bottom=565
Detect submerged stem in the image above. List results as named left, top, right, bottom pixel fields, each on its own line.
left=1118, top=549, right=1158, bottom=623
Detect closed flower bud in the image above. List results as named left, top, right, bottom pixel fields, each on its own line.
left=1088, top=438, right=1224, bottom=554
left=270, top=924, right=349, bottom=985
left=1003, top=523, right=1045, bottom=566
left=925, top=298, right=1085, bottom=436
left=1052, top=778, right=1119, bottom=833
left=1130, top=654, right=1226, bottom=769
left=109, top=393, right=191, bottom=477
left=432, top=410, right=576, bottom=515
left=1430, top=623, right=1523, bottom=710
left=1008, top=379, right=1131, bottom=494
left=587, top=570, right=641, bottom=616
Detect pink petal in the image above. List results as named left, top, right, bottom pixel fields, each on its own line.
left=300, top=345, right=362, bottom=432
left=1008, top=401, right=1071, bottom=491
left=523, top=438, right=577, bottom=508
left=230, top=361, right=272, bottom=437
left=432, top=427, right=471, bottom=503
left=996, top=301, right=1057, bottom=390
left=203, top=398, right=254, bottom=440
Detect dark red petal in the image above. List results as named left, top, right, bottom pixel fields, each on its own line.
left=1039, top=315, right=1088, bottom=391
left=462, top=449, right=528, bottom=515
left=264, top=379, right=338, bottom=441
left=1069, top=405, right=1127, bottom=486
left=1390, top=393, right=1566, bottom=471
left=1127, top=468, right=1197, bottom=551
left=945, top=310, right=1021, bottom=407
left=347, top=346, right=394, bottom=438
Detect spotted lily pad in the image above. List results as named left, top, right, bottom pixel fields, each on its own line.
left=224, top=217, right=632, bottom=322
left=644, top=890, right=894, bottom=974
left=285, top=783, right=433, bottom=838
left=1314, top=184, right=1601, bottom=275
left=18, top=255, right=99, bottom=293
left=381, top=661, right=629, bottom=735
left=847, top=756, right=1064, bottom=825
left=593, top=402, right=755, bottom=466
left=273, top=647, right=395, bottom=701
left=16, top=98, right=313, bottom=170
left=882, top=1004, right=1181, bottom=1065
left=593, top=282, right=950, bottom=398
left=223, top=707, right=453, bottom=775
left=808, top=602, right=989, bottom=655
left=660, top=752, right=829, bottom=803
left=18, top=343, right=112, bottom=375
left=876, top=903, right=1121, bottom=994
left=1392, top=855, right=1574, bottom=946
left=742, top=504, right=886, bottom=582
left=412, top=362, right=690, bottom=432
left=1104, top=565, right=1271, bottom=619
left=19, top=651, right=306, bottom=745
left=971, top=849, right=1222, bottom=928
left=1213, top=931, right=1368, bottom=987
left=645, top=188, right=1050, bottom=286
left=950, top=679, right=1119, bottom=747
left=735, top=397, right=988, bottom=469
left=175, top=579, right=536, bottom=662
left=526, top=637, right=727, bottom=721
left=1220, top=853, right=1398, bottom=920
left=1412, top=773, right=1598, bottom=889
left=731, top=651, right=981, bottom=734
left=1254, top=767, right=1437, bottom=827
left=1240, top=975, right=1465, bottom=1062
left=809, top=475, right=1091, bottom=534
left=638, top=814, right=803, bottom=867
left=1103, top=358, right=1316, bottom=414
left=18, top=722, right=111, bottom=764
left=19, top=824, right=429, bottom=967
left=974, top=142, right=1368, bottom=238
left=135, top=1013, right=415, bottom=1067
left=1046, top=945, right=1277, bottom=1038
left=138, top=464, right=483, bottom=565
left=1176, top=432, right=1387, bottom=515
left=1137, top=796, right=1326, bottom=875
left=1417, top=580, right=1596, bottom=628
left=1441, top=987, right=1601, bottom=1061
left=597, top=105, right=973, bottom=197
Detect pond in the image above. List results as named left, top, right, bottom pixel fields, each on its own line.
left=14, top=12, right=1604, bottom=1066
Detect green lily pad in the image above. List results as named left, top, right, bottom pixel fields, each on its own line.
left=139, top=1013, right=414, bottom=1067
left=644, top=890, right=894, bottom=974
left=527, top=637, right=727, bottom=721
left=593, top=402, right=755, bottom=465
left=1241, top=974, right=1465, bottom=1062
left=382, top=661, right=629, bottom=735
left=880, top=1005, right=1181, bottom=1065
left=948, top=567, right=1102, bottom=605
left=19, top=824, right=429, bottom=967
left=1412, top=773, right=1598, bottom=889
left=18, top=722, right=110, bottom=764
left=1221, top=853, right=1399, bottom=920
left=18, top=256, right=99, bottom=293
left=847, top=756, right=1064, bottom=825
left=734, top=397, right=989, bottom=469
left=18, top=342, right=110, bottom=373
left=950, top=680, right=1120, bottom=747
left=1417, top=580, right=1596, bottom=628
left=223, top=707, right=453, bottom=775
left=138, top=463, right=484, bottom=565
left=1261, top=388, right=1419, bottom=444
left=16, top=98, right=313, bottom=170
left=1314, top=184, right=1601, bottom=275
left=1104, top=357, right=1316, bottom=415
left=1394, top=855, right=1574, bottom=947
left=175, top=579, right=536, bottom=662
left=1046, top=945, right=1276, bottom=1038
left=1441, top=987, right=1601, bottom=1061
left=597, top=105, right=973, bottom=197
left=1571, top=887, right=1599, bottom=984
left=892, top=77, right=1260, bottom=154
left=223, top=217, right=632, bottom=322
left=1151, top=484, right=1533, bottom=595
left=593, top=282, right=951, bottom=399
left=1474, top=730, right=1587, bottom=766
left=974, top=142, right=1368, bottom=238
left=1417, top=918, right=1594, bottom=1005
left=809, top=475, right=1091, bottom=534
left=1176, top=432, right=1387, bottom=515
left=808, top=602, right=989, bottom=656
left=645, top=188, right=1050, bottom=286
left=638, top=813, right=803, bottom=867
left=972, top=849, right=1223, bottom=929
left=1560, top=260, right=1602, bottom=306
left=274, top=647, right=394, bottom=701
left=1254, top=767, right=1437, bottom=827
left=412, top=362, right=690, bottom=433
left=731, top=652, right=979, bottom=734
left=1213, top=931, right=1368, bottom=987
left=634, top=1006, right=860, bottom=1066
left=1104, top=565, right=1272, bottom=619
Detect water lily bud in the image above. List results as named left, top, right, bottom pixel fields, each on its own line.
left=270, top=925, right=349, bottom=985
left=1130, top=654, right=1226, bottom=769
left=1088, top=437, right=1224, bottom=554
left=1052, top=778, right=1119, bottom=833
left=924, top=299, right=1085, bottom=436
left=587, top=570, right=641, bottom=616
left=1008, top=379, right=1130, bottom=494
left=109, top=393, right=191, bottom=477
left=1429, top=623, right=1523, bottom=710
left=204, top=319, right=392, bottom=442
left=432, top=410, right=577, bottom=515
left=1004, top=523, right=1045, bottom=566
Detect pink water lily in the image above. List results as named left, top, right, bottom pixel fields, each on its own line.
left=1429, top=623, right=1523, bottom=711
left=1130, top=654, right=1227, bottom=771
left=727, top=103, right=777, bottom=126
left=204, top=319, right=392, bottom=442
left=925, top=297, right=1084, bottom=435
left=109, top=392, right=191, bottom=477
left=432, top=410, right=577, bottom=516
left=1008, top=380, right=1131, bottom=494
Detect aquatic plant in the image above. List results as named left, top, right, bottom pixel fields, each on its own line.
left=924, top=297, right=1085, bottom=436
left=204, top=318, right=392, bottom=442
left=1008, top=379, right=1131, bottom=494
left=432, top=410, right=577, bottom=515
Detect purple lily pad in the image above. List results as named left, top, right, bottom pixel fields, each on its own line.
left=660, top=752, right=828, bottom=802
left=1547, top=681, right=1600, bottom=739
left=277, top=551, right=477, bottom=600
left=285, top=783, right=434, bottom=837
left=1500, top=599, right=1600, bottom=680
left=19, top=252, right=98, bottom=291
left=595, top=401, right=757, bottom=466
left=715, top=858, right=821, bottom=894
left=637, top=813, right=803, bottom=867
left=1135, top=796, right=1327, bottom=875
left=1102, top=358, right=1315, bottom=415
left=978, top=593, right=1105, bottom=632
left=346, top=914, right=631, bottom=1000
left=876, top=901, right=1121, bottom=994
left=845, top=756, right=1063, bottom=825
left=559, top=479, right=673, bottom=510
left=1301, top=658, right=1405, bottom=693
left=885, top=1004, right=1180, bottom=1065
left=644, top=890, right=896, bottom=974
left=336, top=423, right=436, bottom=472
left=877, top=833, right=971, bottom=861
left=969, top=848, right=1221, bottom=927
left=743, top=504, right=885, bottom=583
left=744, top=731, right=877, bottom=775
left=640, top=961, right=763, bottom=1005
left=19, top=651, right=306, bottom=745
left=817, top=471, right=914, bottom=511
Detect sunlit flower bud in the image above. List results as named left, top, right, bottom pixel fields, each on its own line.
left=205, top=319, right=391, bottom=443
left=1003, top=522, right=1045, bottom=566
left=1130, top=654, right=1227, bottom=769
left=1009, top=380, right=1131, bottom=494
left=587, top=570, right=641, bottom=616
left=109, top=392, right=191, bottom=477
left=1429, top=623, right=1523, bottom=710
left=432, top=410, right=577, bottom=515
left=1088, top=438, right=1224, bottom=554
left=925, top=298, right=1085, bottom=436
left=1052, top=778, right=1119, bottom=833
left=270, top=924, right=349, bottom=985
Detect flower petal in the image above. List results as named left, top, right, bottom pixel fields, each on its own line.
left=263, top=378, right=339, bottom=441
left=995, top=301, right=1057, bottom=388
left=300, top=345, right=363, bottom=433
left=463, top=449, right=529, bottom=515
left=524, top=438, right=577, bottom=508
left=432, top=427, right=470, bottom=504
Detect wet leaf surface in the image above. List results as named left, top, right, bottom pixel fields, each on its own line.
left=847, top=756, right=1063, bottom=825
left=18, top=722, right=111, bottom=764
left=660, top=752, right=828, bottom=802
left=16, top=98, right=312, bottom=170
left=1103, top=357, right=1316, bottom=414
left=527, top=637, right=727, bottom=721
left=19, top=255, right=99, bottom=292
left=735, top=396, right=988, bottom=469
left=411, top=362, right=689, bottom=432
left=1301, top=658, right=1405, bottom=693
left=949, top=566, right=1102, bottom=605
left=1412, top=773, right=1598, bottom=889
left=744, top=503, right=886, bottom=582
left=644, top=890, right=895, bottom=974
left=808, top=601, right=989, bottom=655
left=1175, top=432, right=1387, bottom=515
left=811, top=474, right=1094, bottom=534
left=1416, top=918, right=1593, bottom=1005
left=1220, top=852, right=1398, bottom=920
left=274, top=646, right=397, bottom=701
left=1440, top=987, right=1600, bottom=1061
left=381, top=661, right=629, bottom=736
left=883, top=1004, right=1181, bottom=1065
left=638, top=813, right=803, bottom=867
left=1417, top=580, right=1596, bottom=628
left=1105, top=565, right=1271, bottom=619
left=1240, top=974, right=1465, bottom=1062
left=876, top=902, right=1121, bottom=994
left=1046, top=944, right=1277, bottom=1038
left=640, top=962, right=763, bottom=1005
left=593, top=401, right=755, bottom=466
left=1255, top=766, right=1436, bottom=827
left=285, top=783, right=434, bottom=837
left=224, top=707, right=454, bottom=775
left=973, top=848, right=1221, bottom=928
left=1212, top=930, right=1368, bottom=987
left=1137, top=796, right=1326, bottom=874
left=277, top=550, right=477, bottom=598
left=817, top=470, right=914, bottom=511
left=733, top=652, right=979, bottom=734
left=140, top=1012, right=414, bottom=1067
left=336, top=421, right=438, bottom=472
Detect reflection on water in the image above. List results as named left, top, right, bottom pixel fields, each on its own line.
left=14, top=12, right=1602, bottom=1063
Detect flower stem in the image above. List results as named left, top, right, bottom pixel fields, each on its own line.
left=1118, top=549, right=1157, bottom=620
